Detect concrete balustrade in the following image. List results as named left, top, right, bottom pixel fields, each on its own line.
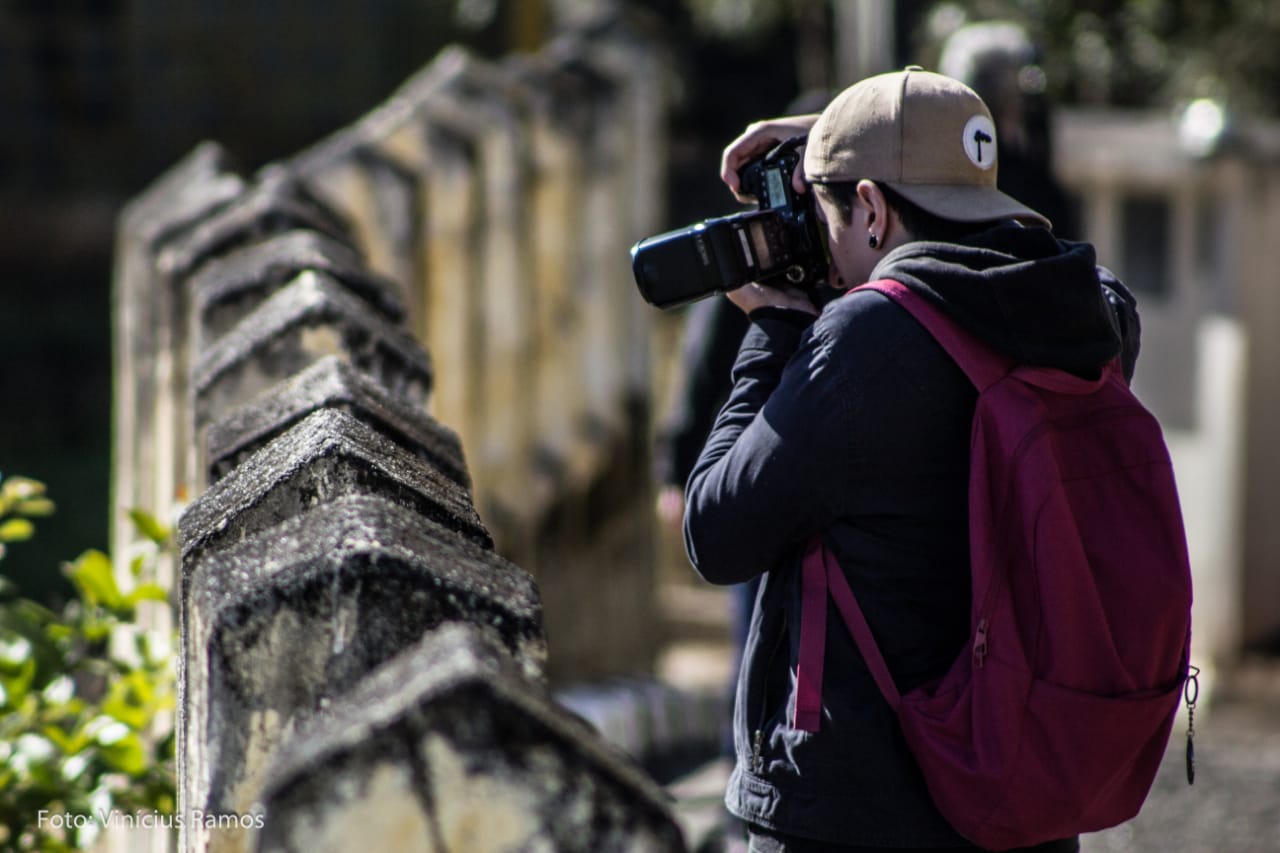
left=205, top=355, right=468, bottom=488
left=287, top=27, right=668, bottom=681
left=112, top=13, right=689, bottom=852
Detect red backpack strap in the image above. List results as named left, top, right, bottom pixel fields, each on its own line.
left=794, top=536, right=902, bottom=732
left=858, top=280, right=1126, bottom=391
left=797, top=280, right=992, bottom=733
left=853, top=279, right=1009, bottom=392
left=793, top=537, right=828, bottom=731
left=824, top=544, right=902, bottom=711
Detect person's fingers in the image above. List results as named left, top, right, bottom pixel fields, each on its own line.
left=721, top=116, right=821, bottom=201
left=725, top=283, right=818, bottom=316
left=720, top=123, right=784, bottom=197
left=791, top=155, right=808, bottom=194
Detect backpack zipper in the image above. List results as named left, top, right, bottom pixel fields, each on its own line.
left=973, top=618, right=989, bottom=668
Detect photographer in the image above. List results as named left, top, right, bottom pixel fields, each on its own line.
left=682, top=68, right=1139, bottom=852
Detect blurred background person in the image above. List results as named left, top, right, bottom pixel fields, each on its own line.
left=938, top=19, right=1079, bottom=239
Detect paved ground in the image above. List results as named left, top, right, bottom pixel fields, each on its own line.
left=1081, top=661, right=1280, bottom=853
left=656, top=583, right=1280, bottom=853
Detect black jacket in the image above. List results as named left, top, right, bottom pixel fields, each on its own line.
left=683, top=224, right=1139, bottom=848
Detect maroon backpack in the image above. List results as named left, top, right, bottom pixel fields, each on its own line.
left=793, top=279, right=1194, bottom=851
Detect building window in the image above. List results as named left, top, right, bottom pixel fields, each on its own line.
left=1120, top=194, right=1171, bottom=299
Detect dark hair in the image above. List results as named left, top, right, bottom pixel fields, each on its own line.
left=814, top=180, right=996, bottom=243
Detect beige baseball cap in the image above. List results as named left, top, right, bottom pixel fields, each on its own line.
left=804, top=66, right=1051, bottom=229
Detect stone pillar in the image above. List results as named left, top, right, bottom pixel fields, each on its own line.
left=1240, top=165, right=1280, bottom=648
left=205, top=355, right=468, bottom=488
left=182, top=496, right=543, bottom=852
left=253, top=625, right=685, bottom=853
left=188, top=229, right=404, bottom=355
left=191, top=271, right=430, bottom=450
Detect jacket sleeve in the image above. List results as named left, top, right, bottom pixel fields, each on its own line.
left=1098, top=266, right=1141, bottom=384
left=683, top=305, right=847, bottom=585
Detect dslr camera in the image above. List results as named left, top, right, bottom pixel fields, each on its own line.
left=630, top=135, right=829, bottom=309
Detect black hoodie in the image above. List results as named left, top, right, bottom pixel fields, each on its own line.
left=880, top=225, right=1138, bottom=379
left=684, top=223, right=1137, bottom=849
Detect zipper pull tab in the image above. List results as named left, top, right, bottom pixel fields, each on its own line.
left=972, top=619, right=989, bottom=668
left=1185, top=664, right=1200, bottom=785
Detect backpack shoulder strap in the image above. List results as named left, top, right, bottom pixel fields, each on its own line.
left=795, top=535, right=902, bottom=732
left=857, top=280, right=1120, bottom=393
left=854, top=279, right=1008, bottom=392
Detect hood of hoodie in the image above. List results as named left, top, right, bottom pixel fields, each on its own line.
left=869, top=223, right=1121, bottom=374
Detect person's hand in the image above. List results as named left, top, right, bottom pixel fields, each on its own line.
left=655, top=485, right=685, bottom=528
left=720, top=114, right=821, bottom=203
left=725, top=284, right=818, bottom=317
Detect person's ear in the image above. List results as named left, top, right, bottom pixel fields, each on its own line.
left=856, top=180, right=890, bottom=247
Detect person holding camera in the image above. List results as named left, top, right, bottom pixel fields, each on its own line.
left=682, top=67, right=1140, bottom=852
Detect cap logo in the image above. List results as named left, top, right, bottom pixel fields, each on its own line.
left=962, top=115, right=997, bottom=170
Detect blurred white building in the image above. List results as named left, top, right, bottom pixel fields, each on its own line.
left=1056, top=105, right=1280, bottom=670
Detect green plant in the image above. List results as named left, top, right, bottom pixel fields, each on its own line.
left=0, top=476, right=56, bottom=564
left=0, top=474, right=176, bottom=852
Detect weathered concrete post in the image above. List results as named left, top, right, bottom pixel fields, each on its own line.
left=253, top=624, right=685, bottom=853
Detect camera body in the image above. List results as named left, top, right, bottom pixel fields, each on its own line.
left=630, top=136, right=829, bottom=309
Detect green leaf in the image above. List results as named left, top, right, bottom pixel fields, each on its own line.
left=63, top=550, right=123, bottom=612
left=127, top=508, right=171, bottom=546
left=101, top=671, right=154, bottom=730
left=124, top=583, right=169, bottom=607
left=16, top=497, right=56, bottom=518
left=44, top=622, right=75, bottom=644
left=2, top=476, right=46, bottom=502
left=0, top=518, right=35, bottom=543
left=57, top=719, right=97, bottom=755
left=41, top=725, right=79, bottom=755
left=98, top=731, right=146, bottom=776
left=80, top=618, right=113, bottom=644
left=0, top=654, right=36, bottom=704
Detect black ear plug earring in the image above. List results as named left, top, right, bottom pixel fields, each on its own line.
left=868, top=233, right=879, bottom=249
